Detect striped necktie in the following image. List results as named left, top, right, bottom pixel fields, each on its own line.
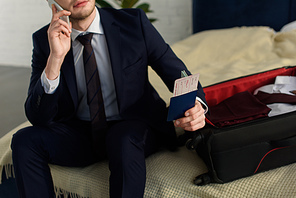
left=77, top=33, right=107, bottom=132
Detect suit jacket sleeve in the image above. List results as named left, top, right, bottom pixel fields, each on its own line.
left=25, top=26, right=63, bottom=126
left=138, top=9, right=207, bottom=105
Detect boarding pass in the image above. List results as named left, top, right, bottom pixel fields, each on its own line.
left=173, top=73, right=199, bottom=97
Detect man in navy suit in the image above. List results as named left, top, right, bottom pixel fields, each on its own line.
left=11, top=0, right=207, bottom=197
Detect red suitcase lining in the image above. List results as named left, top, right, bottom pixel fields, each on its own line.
left=204, top=67, right=296, bottom=107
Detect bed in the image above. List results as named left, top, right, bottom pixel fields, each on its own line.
left=1, top=0, right=296, bottom=197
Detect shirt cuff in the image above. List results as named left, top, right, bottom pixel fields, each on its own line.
left=196, top=97, right=208, bottom=114
left=41, top=70, right=60, bottom=94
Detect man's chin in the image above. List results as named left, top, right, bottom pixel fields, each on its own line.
left=70, top=9, right=94, bottom=21
left=70, top=2, right=95, bottom=21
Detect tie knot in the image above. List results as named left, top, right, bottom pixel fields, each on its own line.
left=77, top=33, right=93, bottom=46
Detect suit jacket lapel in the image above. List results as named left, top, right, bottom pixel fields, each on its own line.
left=99, top=8, right=123, bottom=112
left=61, top=47, right=78, bottom=110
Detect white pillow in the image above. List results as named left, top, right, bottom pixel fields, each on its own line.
left=280, top=20, right=296, bottom=32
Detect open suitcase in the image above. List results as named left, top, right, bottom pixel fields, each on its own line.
left=184, top=66, right=296, bottom=185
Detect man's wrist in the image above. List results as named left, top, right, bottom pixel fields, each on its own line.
left=41, top=70, right=60, bottom=94
left=45, top=54, right=64, bottom=80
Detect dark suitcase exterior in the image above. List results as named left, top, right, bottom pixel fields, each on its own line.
left=185, top=66, right=296, bottom=185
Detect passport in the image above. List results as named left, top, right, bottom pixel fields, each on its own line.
left=167, top=90, right=197, bottom=121
left=167, top=72, right=199, bottom=121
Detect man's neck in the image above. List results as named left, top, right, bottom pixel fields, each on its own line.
left=71, top=8, right=96, bottom=32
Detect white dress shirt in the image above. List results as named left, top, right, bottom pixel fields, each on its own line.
left=254, top=76, right=296, bottom=117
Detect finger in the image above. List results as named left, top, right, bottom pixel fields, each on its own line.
left=176, top=112, right=205, bottom=128
left=51, top=4, right=71, bottom=17
left=175, top=113, right=206, bottom=132
left=55, top=10, right=71, bottom=20
left=56, top=24, right=72, bottom=37
left=183, top=119, right=205, bottom=131
left=174, top=101, right=205, bottom=129
left=48, top=22, right=71, bottom=39
left=51, top=4, right=57, bottom=15
left=174, top=109, right=198, bottom=127
left=185, top=101, right=203, bottom=117
left=175, top=118, right=204, bottom=131
left=51, top=5, right=71, bottom=23
left=181, top=114, right=205, bottom=130
left=181, top=107, right=204, bottom=125
left=58, top=18, right=72, bottom=33
left=49, top=16, right=72, bottom=35
left=52, top=18, right=71, bottom=31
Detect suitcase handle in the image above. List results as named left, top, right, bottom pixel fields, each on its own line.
left=271, top=135, right=296, bottom=148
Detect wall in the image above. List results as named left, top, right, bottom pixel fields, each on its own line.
left=0, top=0, right=192, bottom=67
left=149, top=0, right=192, bottom=45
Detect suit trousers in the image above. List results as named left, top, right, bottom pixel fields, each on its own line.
left=11, top=119, right=158, bottom=198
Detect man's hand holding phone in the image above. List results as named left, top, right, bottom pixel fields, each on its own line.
left=46, top=4, right=72, bottom=80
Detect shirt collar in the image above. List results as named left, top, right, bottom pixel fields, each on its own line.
left=71, top=8, right=103, bottom=41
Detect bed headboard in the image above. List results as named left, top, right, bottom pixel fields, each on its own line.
left=192, top=0, right=296, bottom=33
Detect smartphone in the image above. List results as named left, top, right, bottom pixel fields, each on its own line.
left=47, top=0, right=70, bottom=25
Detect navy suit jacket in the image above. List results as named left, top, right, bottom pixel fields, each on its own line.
left=25, top=8, right=206, bottom=141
